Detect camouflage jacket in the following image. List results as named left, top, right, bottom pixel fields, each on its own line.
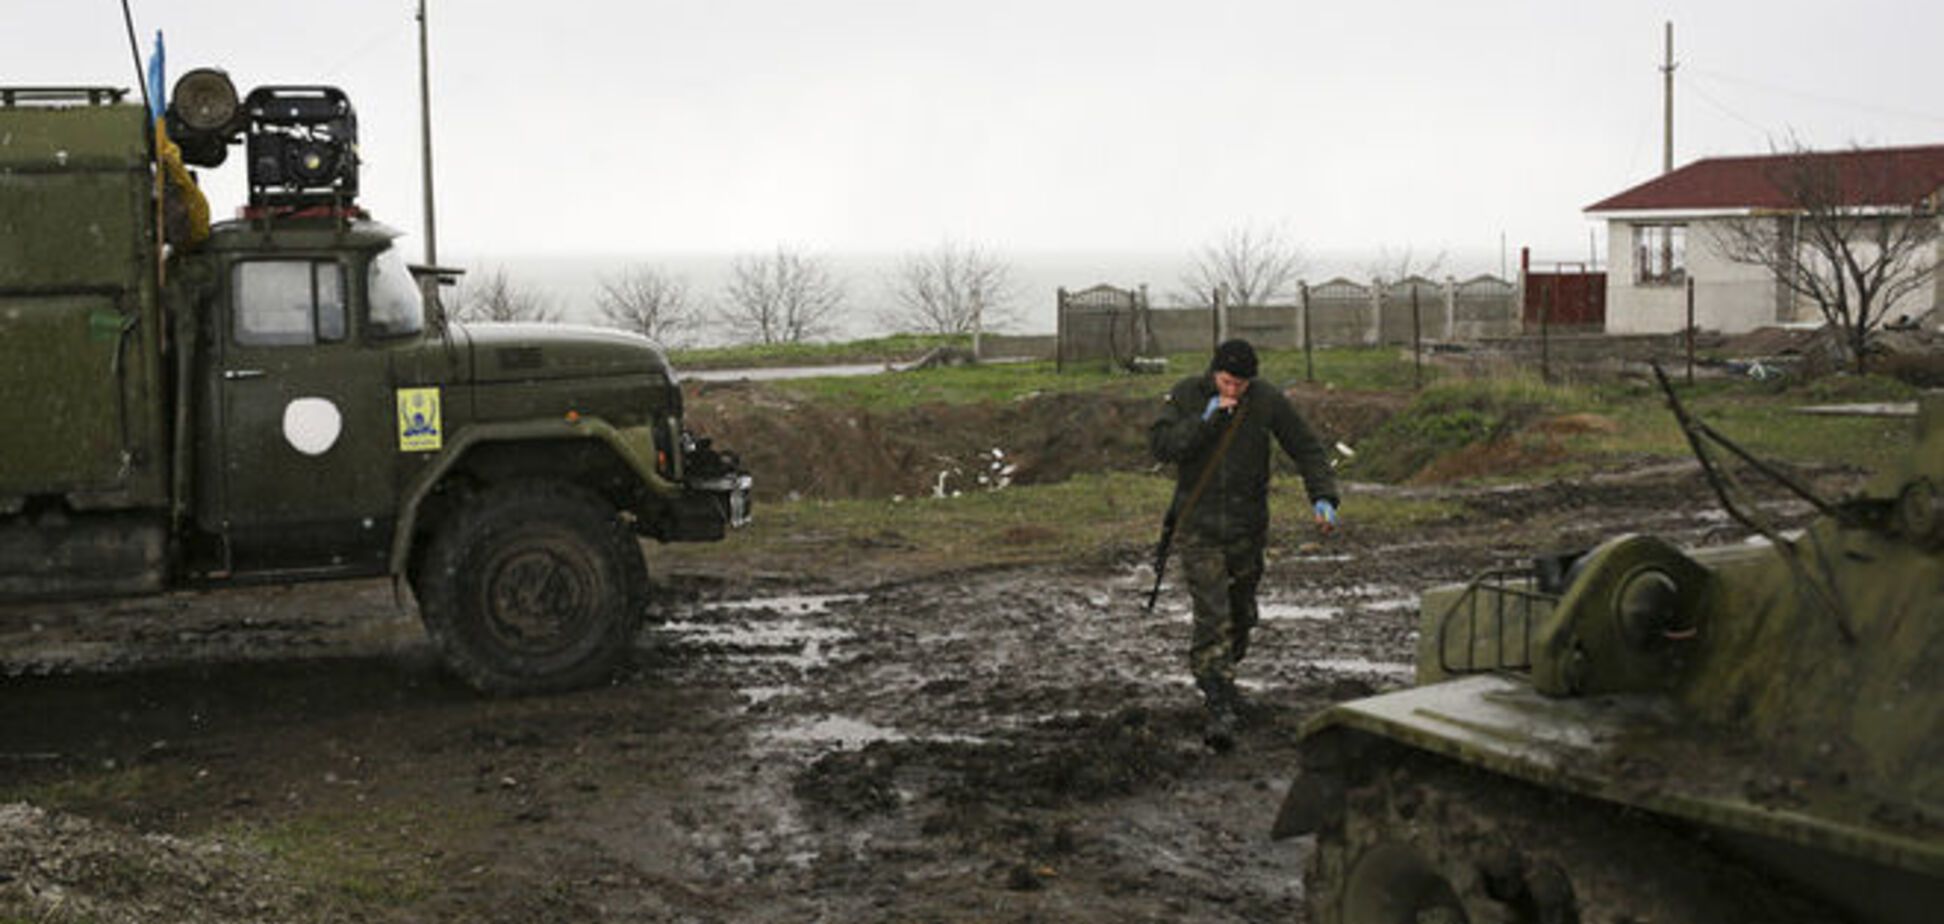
left=1148, top=374, right=1338, bottom=541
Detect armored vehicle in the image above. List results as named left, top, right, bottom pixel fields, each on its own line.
left=1275, top=384, right=1941, bottom=923
left=0, top=72, right=750, bottom=693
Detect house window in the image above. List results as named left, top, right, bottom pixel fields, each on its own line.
left=1635, top=224, right=1686, bottom=285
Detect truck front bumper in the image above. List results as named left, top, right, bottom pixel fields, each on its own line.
left=654, top=472, right=753, bottom=542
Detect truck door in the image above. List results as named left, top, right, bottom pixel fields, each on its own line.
left=212, top=256, right=397, bottom=573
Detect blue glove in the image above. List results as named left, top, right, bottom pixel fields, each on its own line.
left=1202, top=395, right=1222, bottom=421
left=1313, top=498, right=1338, bottom=528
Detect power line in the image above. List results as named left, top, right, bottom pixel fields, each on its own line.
left=1677, top=73, right=1773, bottom=139
left=314, top=19, right=411, bottom=80
left=1687, top=65, right=1944, bottom=126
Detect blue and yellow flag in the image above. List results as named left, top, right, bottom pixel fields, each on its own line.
left=145, top=30, right=166, bottom=119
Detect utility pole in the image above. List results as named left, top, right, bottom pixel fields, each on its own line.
left=418, top=0, right=439, bottom=265
left=1662, top=20, right=1676, bottom=175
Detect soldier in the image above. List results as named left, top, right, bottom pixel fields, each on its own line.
left=1149, top=339, right=1338, bottom=750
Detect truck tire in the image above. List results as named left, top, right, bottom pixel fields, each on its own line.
left=1305, top=748, right=1836, bottom=924
left=415, top=480, right=648, bottom=694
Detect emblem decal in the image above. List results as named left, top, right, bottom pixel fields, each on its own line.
left=396, top=387, right=443, bottom=452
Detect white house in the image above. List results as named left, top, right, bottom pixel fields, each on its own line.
left=1585, top=145, right=1944, bottom=334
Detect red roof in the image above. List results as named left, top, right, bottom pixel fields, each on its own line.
left=1585, top=144, right=1944, bottom=213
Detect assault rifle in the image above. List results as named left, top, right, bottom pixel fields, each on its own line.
left=1145, top=403, right=1248, bottom=610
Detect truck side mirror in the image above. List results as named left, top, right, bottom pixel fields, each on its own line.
left=409, top=264, right=464, bottom=334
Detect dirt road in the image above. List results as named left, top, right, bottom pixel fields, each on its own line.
left=0, top=464, right=1831, bottom=923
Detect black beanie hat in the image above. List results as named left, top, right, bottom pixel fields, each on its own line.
left=1210, top=339, right=1258, bottom=379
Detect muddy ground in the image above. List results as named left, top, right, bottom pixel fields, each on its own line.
left=0, top=398, right=1848, bottom=922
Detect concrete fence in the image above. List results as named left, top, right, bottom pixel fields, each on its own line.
left=1052, top=275, right=1523, bottom=366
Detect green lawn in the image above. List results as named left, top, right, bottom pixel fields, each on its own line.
left=774, top=345, right=1434, bottom=412
left=669, top=333, right=968, bottom=370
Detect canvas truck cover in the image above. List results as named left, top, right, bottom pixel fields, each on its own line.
left=0, top=98, right=168, bottom=509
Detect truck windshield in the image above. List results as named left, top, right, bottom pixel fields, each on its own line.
left=367, top=245, right=425, bottom=338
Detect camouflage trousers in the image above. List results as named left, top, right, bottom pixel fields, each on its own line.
left=1178, top=530, right=1265, bottom=695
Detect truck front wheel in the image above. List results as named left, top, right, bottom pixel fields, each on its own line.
left=415, top=481, right=648, bottom=693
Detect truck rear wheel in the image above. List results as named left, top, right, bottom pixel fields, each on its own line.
left=1306, top=748, right=1835, bottom=924
left=416, top=481, right=648, bottom=694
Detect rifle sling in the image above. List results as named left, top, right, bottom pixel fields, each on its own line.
left=1170, top=401, right=1248, bottom=543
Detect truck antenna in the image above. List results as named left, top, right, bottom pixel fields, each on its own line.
left=120, top=0, right=151, bottom=115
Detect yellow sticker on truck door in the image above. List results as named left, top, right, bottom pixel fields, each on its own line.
left=396, top=387, right=443, bottom=452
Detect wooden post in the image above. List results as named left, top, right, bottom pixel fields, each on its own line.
left=1685, top=274, right=1696, bottom=385
left=1055, top=287, right=1067, bottom=374
left=1301, top=279, right=1314, bottom=383
left=1443, top=276, right=1456, bottom=339
left=1211, top=285, right=1225, bottom=349
left=1541, top=279, right=1553, bottom=384
left=1411, top=283, right=1423, bottom=390
left=1370, top=282, right=1384, bottom=346
left=970, top=281, right=983, bottom=361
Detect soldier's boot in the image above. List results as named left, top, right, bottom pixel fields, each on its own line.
left=1229, top=593, right=1259, bottom=666
left=1197, top=676, right=1240, bottom=753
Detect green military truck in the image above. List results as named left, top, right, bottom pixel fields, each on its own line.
left=0, top=75, right=750, bottom=693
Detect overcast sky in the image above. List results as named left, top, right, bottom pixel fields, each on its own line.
left=13, top=1, right=1944, bottom=271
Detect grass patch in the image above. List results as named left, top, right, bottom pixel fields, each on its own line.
left=670, top=333, right=967, bottom=370
left=1258, top=345, right=1443, bottom=392
left=770, top=345, right=1431, bottom=412
left=2, top=765, right=160, bottom=813
left=1340, top=370, right=1919, bottom=483
left=224, top=810, right=447, bottom=910
left=669, top=470, right=1459, bottom=578
left=743, top=470, right=1176, bottom=568
left=1346, top=373, right=1576, bottom=482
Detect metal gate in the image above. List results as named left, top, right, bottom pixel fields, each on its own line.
left=1056, top=284, right=1154, bottom=371
left=1522, top=264, right=1606, bottom=330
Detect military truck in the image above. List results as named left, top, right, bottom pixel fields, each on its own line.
left=0, top=72, right=750, bottom=693
left=1275, top=383, right=1941, bottom=923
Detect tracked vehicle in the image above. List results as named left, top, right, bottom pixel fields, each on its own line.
left=1, top=70, right=750, bottom=692
left=1275, top=383, right=1941, bottom=923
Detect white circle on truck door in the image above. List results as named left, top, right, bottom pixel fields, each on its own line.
left=283, top=397, right=343, bottom=456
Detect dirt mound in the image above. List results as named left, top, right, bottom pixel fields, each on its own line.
left=0, top=802, right=301, bottom=923
left=1403, top=413, right=1619, bottom=484
left=685, top=384, right=1401, bottom=502
left=1408, top=436, right=1567, bottom=485
left=1283, top=386, right=1412, bottom=452
left=1533, top=412, right=1621, bottom=435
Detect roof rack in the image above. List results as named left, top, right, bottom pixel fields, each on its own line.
left=0, top=87, right=129, bottom=107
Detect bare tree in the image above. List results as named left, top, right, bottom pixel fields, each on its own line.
left=448, top=266, right=560, bottom=323
left=1709, top=144, right=1941, bottom=373
left=1179, top=225, right=1306, bottom=307
left=597, top=265, right=702, bottom=349
left=720, top=249, right=846, bottom=344
left=881, top=241, right=1018, bottom=334
left=1365, top=244, right=1448, bottom=285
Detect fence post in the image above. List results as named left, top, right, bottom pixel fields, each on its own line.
left=1685, top=275, right=1696, bottom=386
left=1369, top=282, right=1383, bottom=346
left=1301, top=280, right=1314, bottom=383
left=971, top=282, right=984, bottom=361
left=1443, top=275, right=1457, bottom=339
left=1412, top=283, right=1423, bottom=390
left=1212, top=284, right=1228, bottom=348
left=1055, top=286, right=1067, bottom=373
left=1541, top=279, right=1553, bottom=384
